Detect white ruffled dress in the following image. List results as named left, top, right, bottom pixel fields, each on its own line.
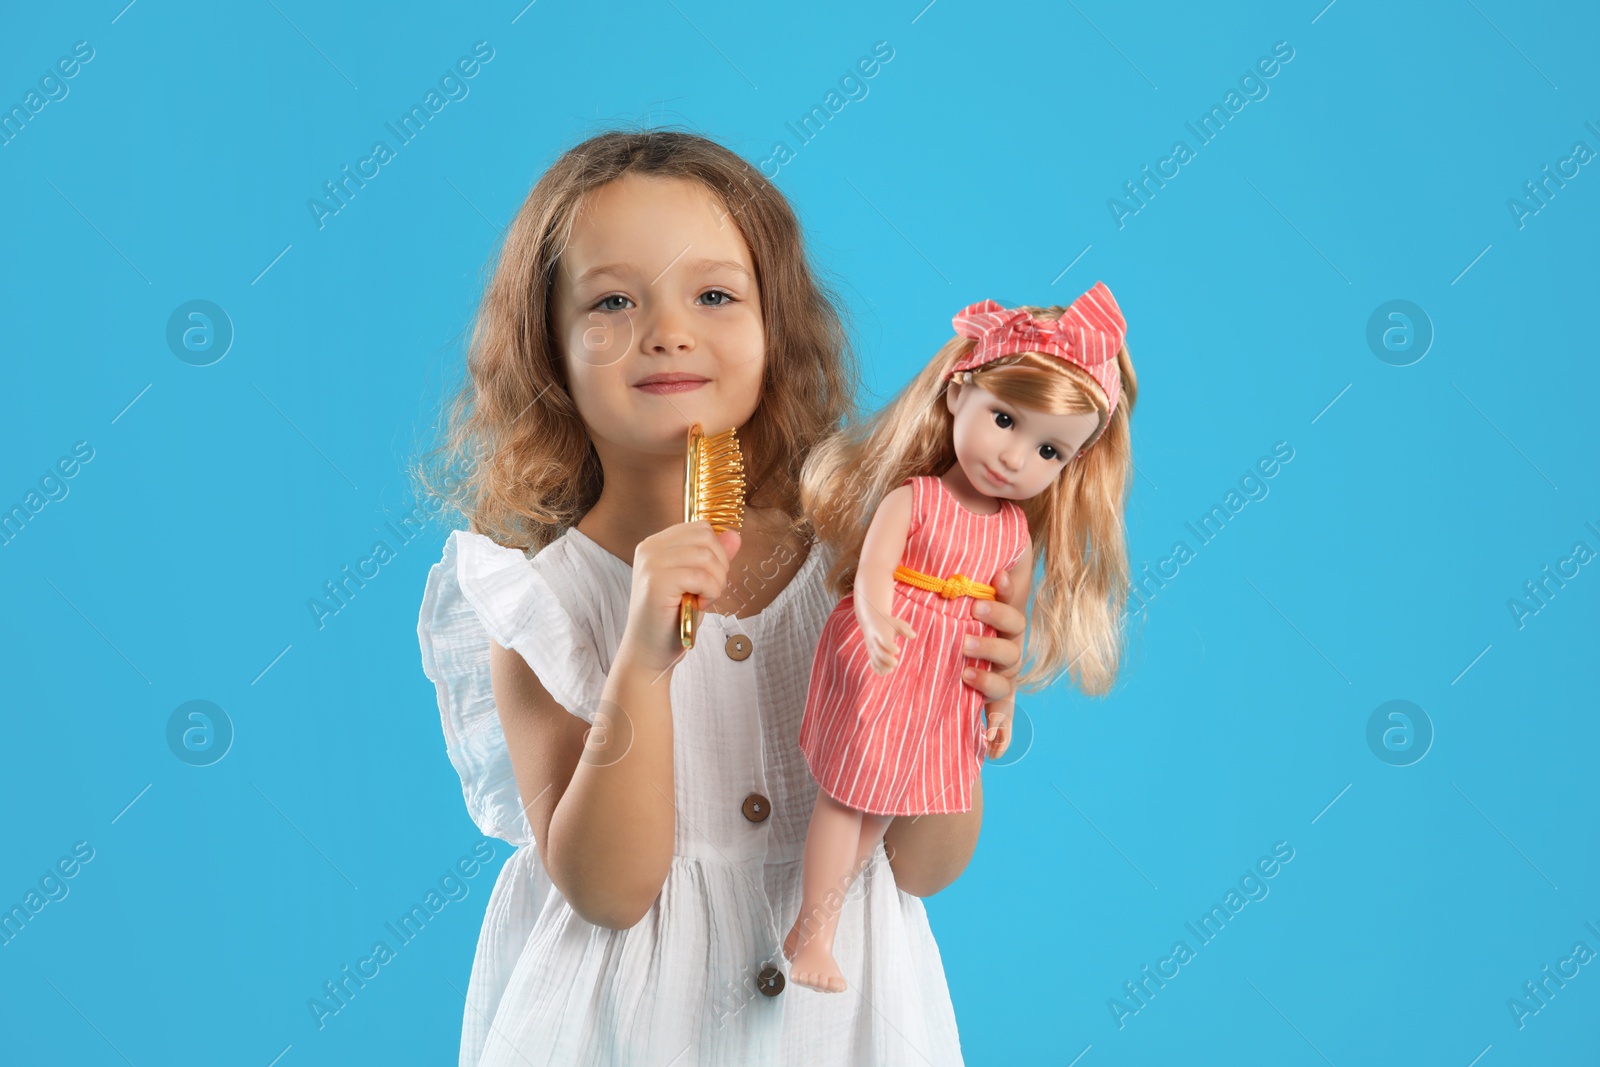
left=417, top=527, right=967, bottom=1066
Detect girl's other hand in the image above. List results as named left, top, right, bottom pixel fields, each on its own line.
left=618, top=520, right=742, bottom=676
left=964, top=571, right=1023, bottom=704
left=856, top=600, right=916, bottom=676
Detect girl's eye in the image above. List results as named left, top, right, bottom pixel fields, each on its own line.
left=698, top=288, right=736, bottom=307
left=992, top=411, right=1014, bottom=429
left=594, top=294, right=632, bottom=312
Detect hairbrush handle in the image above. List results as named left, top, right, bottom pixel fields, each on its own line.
left=680, top=422, right=746, bottom=649
left=679, top=596, right=700, bottom=648
left=680, top=425, right=701, bottom=648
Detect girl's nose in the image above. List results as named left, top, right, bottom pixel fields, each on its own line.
left=642, top=305, right=695, bottom=354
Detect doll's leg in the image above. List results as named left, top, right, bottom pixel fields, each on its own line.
left=855, top=812, right=893, bottom=872
left=822, top=812, right=892, bottom=924
left=784, top=789, right=862, bottom=992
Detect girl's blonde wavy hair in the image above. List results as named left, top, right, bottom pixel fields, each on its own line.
left=800, top=312, right=1138, bottom=696
left=413, top=126, right=858, bottom=551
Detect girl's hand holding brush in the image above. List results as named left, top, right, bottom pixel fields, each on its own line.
left=618, top=522, right=743, bottom=677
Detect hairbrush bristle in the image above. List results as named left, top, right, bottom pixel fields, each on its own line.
left=693, top=427, right=746, bottom=530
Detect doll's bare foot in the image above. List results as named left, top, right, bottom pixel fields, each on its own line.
left=783, top=925, right=847, bottom=992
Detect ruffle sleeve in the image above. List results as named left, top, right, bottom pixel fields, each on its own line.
left=417, top=529, right=607, bottom=847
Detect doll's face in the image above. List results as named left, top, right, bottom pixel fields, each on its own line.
left=551, top=173, right=766, bottom=460
left=945, top=380, right=1102, bottom=500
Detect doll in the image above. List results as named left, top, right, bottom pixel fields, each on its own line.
left=782, top=282, right=1138, bottom=992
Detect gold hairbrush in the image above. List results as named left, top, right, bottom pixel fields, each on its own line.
left=681, top=422, right=746, bottom=649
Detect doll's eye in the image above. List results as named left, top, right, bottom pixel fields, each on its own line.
left=1040, top=444, right=1062, bottom=461
left=992, top=410, right=1014, bottom=429
left=593, top=294, right=633, bottom=312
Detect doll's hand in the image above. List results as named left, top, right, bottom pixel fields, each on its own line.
left=962, top=572, right=1024, bottom=705
left=984, top=701, right=1013, bottom=761
left=857, top=600, right=917, bottom=676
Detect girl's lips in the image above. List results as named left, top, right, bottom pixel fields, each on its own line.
left=635, top=379, right=708, bottom=394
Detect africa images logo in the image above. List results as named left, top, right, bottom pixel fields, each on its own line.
left=307, top=42, right=495, bottom=230
left=1107, top=41, right=1296, bottom=229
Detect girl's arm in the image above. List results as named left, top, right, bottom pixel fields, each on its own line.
left=882, top=544, right=1032, bottom=896
left=489, top=639, right=678, bottom=928
left=489, top=521, right=739, bottom=930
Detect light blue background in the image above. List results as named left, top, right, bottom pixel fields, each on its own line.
left=2, top=1, right=1596, bottom=1064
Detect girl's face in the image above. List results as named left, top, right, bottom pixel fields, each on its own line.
left=551, top=173, right=766, bottom=460
left=946, top=380, right=1102, bottom=501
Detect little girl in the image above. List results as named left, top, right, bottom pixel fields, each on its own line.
left=414, top=128, right=1029, bottom=1066
left=783, top=287, right=1138, bottom=992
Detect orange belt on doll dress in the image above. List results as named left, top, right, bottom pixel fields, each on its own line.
left=893, top=565, right=997, bottom=601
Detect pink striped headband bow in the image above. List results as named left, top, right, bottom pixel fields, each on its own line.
left=947, top=281, right=1127, bottom=450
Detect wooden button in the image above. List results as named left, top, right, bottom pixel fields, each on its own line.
left=756, top=964, right=785, bottom=997
left=741, top=792, right=771, bottom=822
left=725, top=634, right=752, bottom=661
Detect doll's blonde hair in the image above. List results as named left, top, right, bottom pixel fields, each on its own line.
left=413, top=126, right=857, bottom=551
left=800, top=309, right=1138, bottom=696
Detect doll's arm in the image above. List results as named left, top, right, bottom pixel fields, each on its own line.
left=852, top=485, right=916, bottom=668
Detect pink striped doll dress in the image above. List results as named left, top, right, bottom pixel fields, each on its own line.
left=797, top=474, right=1029, bottom=816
